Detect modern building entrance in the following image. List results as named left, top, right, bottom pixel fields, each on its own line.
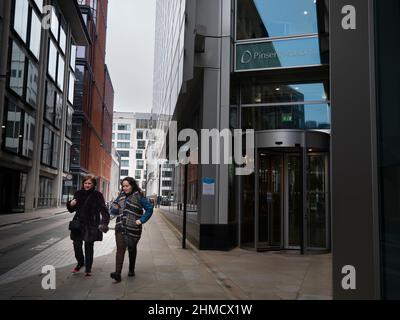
left=240, top=131, right=330, bottom=253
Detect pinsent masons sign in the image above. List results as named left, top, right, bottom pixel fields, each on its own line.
left=235, top=37, right=322, bottom=71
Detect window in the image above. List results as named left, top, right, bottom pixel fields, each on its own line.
left=137, top=131, right=143, bottom=139
left=162, top=190, right=170, bottom=196
left=13, top=0, right=29, bottom=43
left=118, top=124, right=130, bottom=131
left=163, top=171, right=172, bottom=178
left=57, top=55, right=65, bottom=90
left=117, top=142, right=130, bottom=148
left=50, top=7, right=59, bottom=41
left=236, top=0, right=318, bottom=40
left=26, top=61, right=38, bottom=107
left=118, top=150, right=129, bottom=157
left=66, top=106, right=73, bottom=138
left=45, top=81, right=55, bottom=123
left=136, top=151, right=143, bottom=159
left=38, top=177, right=53, bottom=207
left=112, top=133, right=115, bottom=140
left=29, top=10, right=41, bottom=59
left=162, top=181, right=172, bottom=187
left=68, top=72, right=75, bottom=104
left=54, top=92, right=62, bottom=128
left=3, top=101, right=22, bottom=154
left=120, top=169, right=129, bottom=176
left=135, top=170, right=141, bottom=180
left=33, top=0, right=43, bottom=11
left=9, top=41, right=25, bottom=96
left=70, top=44, right=76, bottom=70
left=121, top=160, right=130, bottom=167
left=22, top=112, right=35, bottom=158
left=59, top=25, right=66, bottom=54
left=136, top=119, right=149, bottom=129
left=48, top=39, right=57, bottom=81
left=51, top=133, right=59, bottom=167
left=136, top=160, right=144, bottom=169
left=117, top=133, right=130, bottom=140
left=76, top=46, right=86, bottom=59
left=41, top=126, right=52, bottom=165
left=137, top=140, right=146, bottom=149
left=64, top=142, right=71, bottom=172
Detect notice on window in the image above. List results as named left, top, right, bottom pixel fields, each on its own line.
left=202, top=178, right=215, bottom=196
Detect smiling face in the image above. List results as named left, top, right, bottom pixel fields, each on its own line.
left=122, top=180, right=133, bottom=194
left=83, top=179, right=94, bottom=191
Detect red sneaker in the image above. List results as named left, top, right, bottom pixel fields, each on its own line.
left=72, top=264, right=83, bottom=273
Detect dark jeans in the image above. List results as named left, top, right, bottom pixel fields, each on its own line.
left=115, top=231, right=139, bottom=274
left=73, top=240, right=94, bottom=272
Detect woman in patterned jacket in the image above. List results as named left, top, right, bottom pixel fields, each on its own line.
left=109, top=177, right=153, bottom=282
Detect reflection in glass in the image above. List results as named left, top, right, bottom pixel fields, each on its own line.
left=287, top=155, right=301, bottom=247
left=64, top=142, right=71, bottom=172
left=48, top=40, right=57, bottom=81
left=52, top=134, right=60, bottom=167
left=45, top=82, right=55, bottom=123
left=41, top=127, right=52, bottom=165
left=30, top=11, right=42, bottom=59
left=22, top=113, right=35, bottom=158
left=57, top=55, right=65, bottom=90
left=4, top=102, right=22, bottom=154
left=50, top=7, right=59, bottom=41
left=13, top=0, right=29, bottom=42
left=10, top=42, right=25, bottom=96
left=307, top=155, right=327, bottom=248
left=26, top=61, right=38, bottom=107
left=59, top=26, right=67, bottom=54
left=68, top=72, right=75, bottom=104
left=70, top=45, right=76, bottom=70
left=241, top=82, right=328, bottom=105
left=66, top=106, right=73, bottom=138
left=241, top=170, right=255, bottom=248
left=237, top=0, right=318, bottom=40
left=242, top=103, right=330, bottom=130
left=55, top=92, right=63, bottom=128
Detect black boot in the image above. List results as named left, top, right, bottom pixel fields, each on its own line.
left=128, top=269, right=135, bottom=277
left=110, top=272, right=121, bottom=282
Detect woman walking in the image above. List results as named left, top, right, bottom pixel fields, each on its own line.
left=67, top=175, right=110, bottom=276
left=110, top=177, right=153, bottom=282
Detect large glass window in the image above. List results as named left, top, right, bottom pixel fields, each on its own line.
left=59, top=25, right=66, bottom=54
left=117, top=133, right=130, bottom=140
left=38, top=176, right=53, bottom=207
left=26, top=60, right=38, bottom=107
left=135, top=170, right=141, bottom=180
left=121, top=160, right=130, bottom=167
left=117, top=124, right=130, bottom=131
left=137, top=131, right=144, bottom=139
left=48, top=39, right=57, bottom=81
left=50, top=7, right=59, bottom=41
left=64, top=142, right=71, bottom=172
left=13, top=0, right=29, bottom=43
left=55, top=92, right=62, bottom=128
left=66, top=106, right=73, bottom=138
left=120, top=169, right=129, bottom=176
left=3, top=101, right=22, bottom=154
left=45, top=81, right=55, bottom=123
left=136, top=150, right=143, bottom=159
left=76, top=46, right=86, bottom=59
left=236, top=0, right=318, bottom=40
left=9, top=41, right=26, bottom=96
left=68, top=72, right=75, bottom=104
left=70, top=44, right=76, bottom=70
left=57, top=55, right=65, bottom=90
left=41, top=126, right=52, bottom=165
left=29, top=10, right=41, bottom=59
left=52, top=133, right=60, bottom=167
left=137, top=160, right=144, bottom=169
left=22, top=113, right=35, bottom=158
left=137, top=140, right=146, bottom=149
left=117, top=142, right=130, bottom=148
left=117, top=150, right=129, bottom=157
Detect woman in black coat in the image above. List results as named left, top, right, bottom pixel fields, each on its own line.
left=67, top=175, right=110, bottom=276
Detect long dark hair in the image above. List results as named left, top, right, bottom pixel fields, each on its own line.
left=121, top=177, right=142, bottom=196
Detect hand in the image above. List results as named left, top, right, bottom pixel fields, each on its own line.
left=70, top=199, right=77, bottom=207
left=135, top=219, right=142, bottom=226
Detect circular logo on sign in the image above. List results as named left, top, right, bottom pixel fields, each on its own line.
left=66, top=174, right=73, bottom=180
left=240, top=50, right=253, bottom=64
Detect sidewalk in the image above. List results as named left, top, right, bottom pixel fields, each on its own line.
left=0, top=207, right=68, bottom=228
left=0, top=209, right=332, bottom=300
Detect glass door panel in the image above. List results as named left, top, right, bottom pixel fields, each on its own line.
left=286, top=154, right=301, bottom=248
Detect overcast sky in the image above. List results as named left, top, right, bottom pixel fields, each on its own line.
left=105, top=0, right=156, bottom=113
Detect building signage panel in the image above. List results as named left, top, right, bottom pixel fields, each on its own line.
left=236, top=37, right=322, bottom=72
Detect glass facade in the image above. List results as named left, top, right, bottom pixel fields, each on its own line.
left=9, top=41, right=25, bottom=96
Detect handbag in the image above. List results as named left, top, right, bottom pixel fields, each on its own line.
left=68, top=194, right=93, bottom=232
left=68, top=219, right=81, bottom=232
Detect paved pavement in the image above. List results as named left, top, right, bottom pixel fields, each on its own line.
left=0, top=208, right=332, bottom=300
